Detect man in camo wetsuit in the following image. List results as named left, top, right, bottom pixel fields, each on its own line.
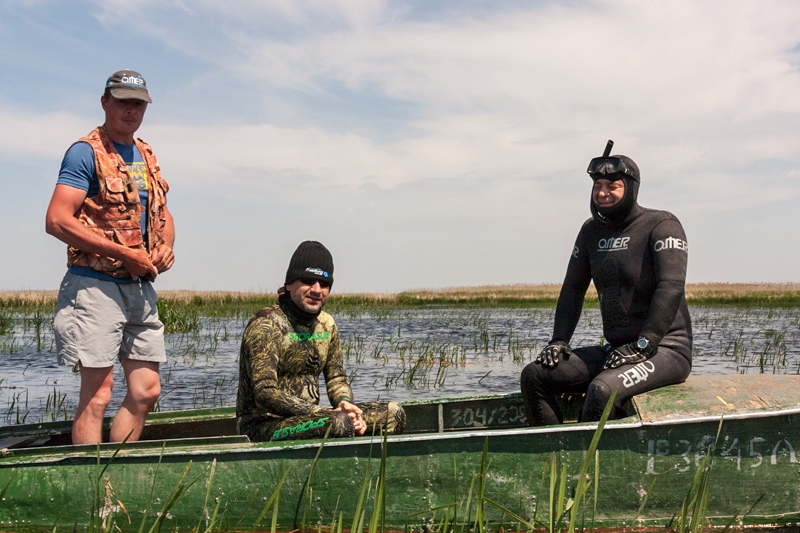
left=237, top=241, right=406, bottom=442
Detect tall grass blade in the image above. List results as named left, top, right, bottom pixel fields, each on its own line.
left=407, top=502, right=458, bottom=519
left=531, top=459, right=549, bottom=527
left=250, top=468, right=289, bottom=533
left=269, top=484, right=280, bottom=533
left=92, top=433, right=131, bottom=533
left=450, top=457, right=460, bottom=531
left=0, top=472, right=16, bottom=500
left=458, top=474, right=477, bottom=533
left=351, top=472, right=371, bottom=533
left=441, top=495, right=454, bottom=533
left=368, top=428, right=388, bottom=533
left=234, top=488, right=260, bottom=529
left=195, top=458, right=217, bottom=533
left=634, top=476, right=656, bottom=522
left=548, top=452, right=557, bottom=533
left=49, top=512, right=61, bottom=533
left=336, top=510, right=344, bottom=533
left=567, top=389, right=616, bottom=533
left=380, top=427, right=388, bottom=533
left=676, top=418, right=724, bottom=533
left=721, top=493, right=765, bottom=533
left=299, top=426, right=332, bottom=531
left=204, top=498, right=223, bottom=533
left=473, top=437, right=490, bottom=533
left=590, top=449, right=599, bottom=533
left=483, top=498, right=534, bottom=530
left=147, top=461, right=203, bottom=533
left=350, top=425, right=383, bottom=533
left=557, top=461, right=569, bottom=526
left=138, top=441, right=167, bottom=533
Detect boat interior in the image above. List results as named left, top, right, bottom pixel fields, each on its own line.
left=3, top=374, right=799, bottom=452
left=0, top=392, right=597, bottom=451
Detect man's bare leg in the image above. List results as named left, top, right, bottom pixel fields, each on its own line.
left=109, top=359, right=160, bottom=442
left=72, top=365, right=114, bottom=445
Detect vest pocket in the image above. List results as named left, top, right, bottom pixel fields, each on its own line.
left=104, top=173, right=139, bottom=205
left=111, top=227, right=145, bottom=248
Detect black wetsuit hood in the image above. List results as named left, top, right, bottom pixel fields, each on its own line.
left=590, top=155, right=640, bottom=227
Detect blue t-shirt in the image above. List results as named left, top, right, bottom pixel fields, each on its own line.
left=57, top=140, right=149, bottom=283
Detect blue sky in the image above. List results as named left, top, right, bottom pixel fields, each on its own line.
left=1, top=0, right=799, bottom=293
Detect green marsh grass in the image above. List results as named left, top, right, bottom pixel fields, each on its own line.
left=42, top=386, right=70, bottom=422
left=0, top=310, right=12, bottom=336
left=158, top=300, right=200, bottom=334
left=4, top=389, right=30, bottom=425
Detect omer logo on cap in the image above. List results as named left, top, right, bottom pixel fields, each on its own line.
left=105, top=69, right=152, bottom=103
left=111, top=74, right=145, bottom=87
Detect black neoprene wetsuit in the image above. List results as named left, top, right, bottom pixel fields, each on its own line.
left=521, top=176, right=692, bottom=425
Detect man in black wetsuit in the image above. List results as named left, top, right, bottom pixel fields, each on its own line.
left=520, top=141, right=692, bottom=425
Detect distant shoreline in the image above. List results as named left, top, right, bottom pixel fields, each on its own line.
left=2, top=282, right=799, bottom=310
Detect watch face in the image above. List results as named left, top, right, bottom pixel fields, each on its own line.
left=637, top=338, right=648, bottom=350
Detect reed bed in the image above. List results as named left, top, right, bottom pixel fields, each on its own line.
left=2, top=283, right=800, bottom=314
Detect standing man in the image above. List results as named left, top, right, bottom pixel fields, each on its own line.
left=45, top=69, right=174, bottom=444
left=237, top=241, right=405, bottom=442
left=520, top=141, right=691, bottom=425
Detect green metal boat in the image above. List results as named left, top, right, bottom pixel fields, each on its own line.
left=1, top=374, right=799, bottom=531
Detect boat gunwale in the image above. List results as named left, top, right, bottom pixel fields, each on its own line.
left=4, top=373, right=800, bottom=464
left=0, top=392, right=520, bottom=438
left=5, top=403, right=800, bottom=464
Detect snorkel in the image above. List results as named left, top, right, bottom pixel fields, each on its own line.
left=588, top=139, right=640, bottom=225
left=603, top=139, right=613, bottom=159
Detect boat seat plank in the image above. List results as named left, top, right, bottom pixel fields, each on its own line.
left=633, top=374, right=800, bottom=422
left=0, top=435, right=38, bottom=451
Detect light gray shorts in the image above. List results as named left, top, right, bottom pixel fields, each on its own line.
left=54, top=272, right=167, bottom=368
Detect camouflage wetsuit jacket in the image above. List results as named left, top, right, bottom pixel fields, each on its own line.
left=237, top=296, right=405, bottom=441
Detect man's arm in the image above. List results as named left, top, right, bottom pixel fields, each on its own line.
left=45, top=184, right=157, bottom=280
left=551, top=227, right=593, bottom=343
left=151, top=206, right=175, bottom=274
left=322, top=324, right=354, bottom=405
left=321, top=324, right=365, bottom=434
left=640, top=217, right=688, bottom=346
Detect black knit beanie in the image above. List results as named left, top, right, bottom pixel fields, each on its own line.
left=284, top=241, right=334, bottom=286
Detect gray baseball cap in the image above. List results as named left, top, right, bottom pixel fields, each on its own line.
left=105, top=69, right=152, bottom=103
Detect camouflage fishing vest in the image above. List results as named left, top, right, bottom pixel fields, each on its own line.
left=66, top=126, right=169, bottom=279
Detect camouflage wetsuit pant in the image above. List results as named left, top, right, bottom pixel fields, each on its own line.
left=240, top=401, right=406, bottom=442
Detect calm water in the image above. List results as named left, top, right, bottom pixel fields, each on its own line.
left=1, top=306, right=798, bottom=425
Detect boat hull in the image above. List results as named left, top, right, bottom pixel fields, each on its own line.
left=1, top=375, right=799, bottom=531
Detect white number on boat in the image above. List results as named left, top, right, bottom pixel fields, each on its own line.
left=645, top=435, right=797, bottom=474
left=449, top=405, right=527, bottom=428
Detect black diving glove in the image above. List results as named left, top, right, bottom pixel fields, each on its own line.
left=535, top=340, right=574, bottom=368
left=604, top=337, right=654, bottom=369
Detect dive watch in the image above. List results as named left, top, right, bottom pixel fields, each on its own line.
left=636, top=336, right=655, bottom=356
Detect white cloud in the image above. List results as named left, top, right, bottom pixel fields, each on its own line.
left=1, top=0, right=799, bottom=290
left=0, top=102, right=94, bottom=160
